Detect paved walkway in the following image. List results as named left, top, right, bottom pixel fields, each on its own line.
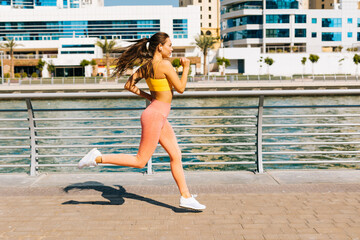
left=1, top=170, right=360, bottom=240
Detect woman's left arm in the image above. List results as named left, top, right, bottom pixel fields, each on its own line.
left=124, top=70, right=152, bottom=101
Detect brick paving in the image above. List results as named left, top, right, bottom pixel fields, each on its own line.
left=0, top=172, right=360, bottom=240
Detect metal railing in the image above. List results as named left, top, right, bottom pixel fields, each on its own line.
left=2, top=54, right=58, bottom=60
left=1, top=90, right=360, bottom=176
left=2, top=74, right=360, bottom=85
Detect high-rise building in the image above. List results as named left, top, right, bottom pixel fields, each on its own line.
left=0, top=0, right=103, bottom=8
left=0, top=4, right=201, bottom=77
left=179, top=0, right=220, bottom=38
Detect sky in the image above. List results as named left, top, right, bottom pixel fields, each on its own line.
left=105, top=0, right=179, bottom=7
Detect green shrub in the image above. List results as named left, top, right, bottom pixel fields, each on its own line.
left=31, top=72, right=38, bottom=78
left=14, top=73, right=21, bottom=78
left=4, top=73, right=10, bottom=78
left=21, top=72, right=27, bottom=78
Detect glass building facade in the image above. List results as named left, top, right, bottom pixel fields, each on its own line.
left=223, top=30, right=263, bottom=42
left=266, top=29, right=290, bottom=38
left=322, top=18, right=342, bottom=28
left=295, top=15, right=306, bottom=23
left=173, top=19, right=188, bottom=39
left=295, top=28, right=306, bottom=37
left=0, top=0, right=57, bottom=7
left=266, top=0, right=299, bottom=9
left=322, top=32, right=341, bottom=41
left=0, top=20, right=161, bottom=41
left=227, top=16, right=262, bottom=27
left=266, top=14, right=289, bottom=24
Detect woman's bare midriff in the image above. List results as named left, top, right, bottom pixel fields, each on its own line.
left=150, top=90, right=174, bottom=103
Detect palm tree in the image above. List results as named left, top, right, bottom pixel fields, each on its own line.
left=353, top=54, right=360, bottom=77
left=309, top=54, right=320, bottom=77
left=95, top=37, right=117, bottom=77
left=301, top=57, right=307, bottom=76
left=264, top=57, right=274, bottom=77
left=0, top=37, right=23, bottom=79
left=194, top=35, right=217, bottom=75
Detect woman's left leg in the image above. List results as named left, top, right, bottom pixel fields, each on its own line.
left=159, top=120, right=191, bottom=198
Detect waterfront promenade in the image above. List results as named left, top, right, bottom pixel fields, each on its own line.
left=1, top=170, right=360, bottom=240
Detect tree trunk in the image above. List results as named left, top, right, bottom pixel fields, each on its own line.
left=203, top=52, right=207, bottom=75
left=10, top=52, right=14, bottom=79
left=106, top=53, right=110, bottom=77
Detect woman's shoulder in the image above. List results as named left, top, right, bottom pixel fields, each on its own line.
left=158, top=59, right=173, bottom=69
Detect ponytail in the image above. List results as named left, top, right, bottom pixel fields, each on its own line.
left=113, top=32, right=169, bottom=78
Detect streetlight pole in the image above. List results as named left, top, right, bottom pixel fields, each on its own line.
left=0, top=51, right=4, bottom=85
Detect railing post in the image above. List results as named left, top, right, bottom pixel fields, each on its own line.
left=145, top=99, right=153, bottom=175
left=256, top=95, right=264, bottom=173
left=26, top=99, right=38, bottom=176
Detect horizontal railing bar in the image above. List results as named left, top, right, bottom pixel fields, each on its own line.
left=263, top=151, right=360, bottom=154
left=0, top=164, right=30, bottom=168
left=2, top=89, right=360, bottom=99
left=264, top=114, right=360, bottom=118
left=0, top=155, right=31, bottom=158
left=0, top=137, right=30, bottom=140
left=36, top=152, right=256, bottom=158
left=263, top=123, right=360, bottom=127
left=263, top=132, right=360, bottom=136
left=35, top=134, right=256, bottom=139
left=0, top=109, right=27, bottom=112
left=36, top=142, right=255, bottom=148
left=37, top=161, right=256, bottom=167
left=263, top=141, right=360, bottom=146
left=33, top=115, right=256, bottom=121
left=263, top=160, right=360, bottom=164
left=34, top=124, right=256, bottom=131
left=0, top=128, right=29, bottom=131
left=0, top=146, right=30, bottom=149
left=0, top=118, right=28, bottom=121
left=264, top=105, right=360, bottom=109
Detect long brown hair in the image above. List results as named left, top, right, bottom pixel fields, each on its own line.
left=113, top=32, right=169, bottom=79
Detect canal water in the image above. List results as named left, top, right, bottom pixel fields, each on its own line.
left=1, top=95, right=360, bottom=173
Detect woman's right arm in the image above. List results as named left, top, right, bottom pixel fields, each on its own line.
left=124, top=70, right=153, bottom=101
left=163, top=57, right=190, bottom=94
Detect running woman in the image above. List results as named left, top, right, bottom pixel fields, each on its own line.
left=78, top=32, right=206, bottom=210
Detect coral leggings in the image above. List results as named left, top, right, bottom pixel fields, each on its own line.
left=102, top=100, right=181, bottom=168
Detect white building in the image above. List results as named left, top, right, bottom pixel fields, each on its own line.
left=219, top=0, right=360, bottom=75
left=0, top=3, right=201, bottom=77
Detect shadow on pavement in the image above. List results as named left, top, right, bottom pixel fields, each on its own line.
left=62, top=181, right=201, bottom=213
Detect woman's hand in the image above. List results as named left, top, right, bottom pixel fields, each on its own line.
left=180, top=57, right=190, bottom=68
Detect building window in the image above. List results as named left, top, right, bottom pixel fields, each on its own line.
left=209, top=6, right=211, bottom=11
left=180, top=1, right=183, bottom=6
left=312, top=32, right=317, bottom=38
left=295, top=29, right=306, bottom=37
left=348, top=32, right=353, bottom=38
left=358, top=32, right=360, bottom=41
left=209, top=15, right=211, bottom=19
left=201, top=23, right=202, bottom=27
left=200, top=6, right=202, bottom=11
left=266, top=14, right=290, bottom=24
left=321, top=4, right=324, bottom=8
left=312, top=18, right=317, bottom=24
left=322, top=18, right=342, bottom=27
left=322, top=32, right=342, bottom=41
left=266, top=29, right=290, bottom=38
left=358, top=18, right=360, bottom=27
left=295, top=15, right=306, bottom=23
left=348, top=18, right=352, bottom=24
left=209, top=23, right=212, bottom=27
left=173, top=19, right=188, bottom=39
left=227, top=16, right=263, bottom=28
left=198, top=0, right=202, bottom=2
left=223, top=30, right=263, bottom=42
left=209, top=0, right=211, bottom=2
left=266, top=0, right=299, bottom=9
left=200, top=14, right=202, bottom=19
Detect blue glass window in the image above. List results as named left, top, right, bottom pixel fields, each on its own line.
left=295, top=15, right=306, bottom=23
left=322, top=18, right=342, bottom=27
left=173, top=19, right=188, bottom=39
left=358, top=32, right=360, bottom=41
left=348, top=18, right=353, bottom=24
left=312, top=32, right=317, bottom=38
left=348, top=32, right=352, bottom=38
left=227, top=16, right=262, bottom=28
left=61, top=51, right=95, bottom=54
left=322, top=32, right=341, bottom=41
left=12, top=0, right=34, bottom=9
left=266, top=29, right=289, bottom=38
left=295, top=29, right=306, bottom=37
left=0, top=0, right=11, bottom=5
left=223, top=1, right=263, bottom=12
left=223, top=30, right=263, bottom=42
left=266, top=15, right=289, bottom=24
left=358, top=18, right=360, bottom=27
left=312, top=18, right=317, bottom=24
left=35, top=0, right=57, bottom=6
left=0, top=20, right=161, bottom=41
left=266, top=0, right=299, bottom=9
left=62, top=44, right=95, bottom=48
left=63, top=0, right=67, bottom=8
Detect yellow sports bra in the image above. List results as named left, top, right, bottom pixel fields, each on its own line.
left=146, top=61, right=172, bottom=91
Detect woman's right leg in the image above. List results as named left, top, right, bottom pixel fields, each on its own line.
left=101, top=110, right=164, bottom=169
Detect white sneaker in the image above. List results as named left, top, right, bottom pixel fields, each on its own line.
left=179, top=195, right=206, bottom=210
left=78, top=148, right=102, bottom=169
